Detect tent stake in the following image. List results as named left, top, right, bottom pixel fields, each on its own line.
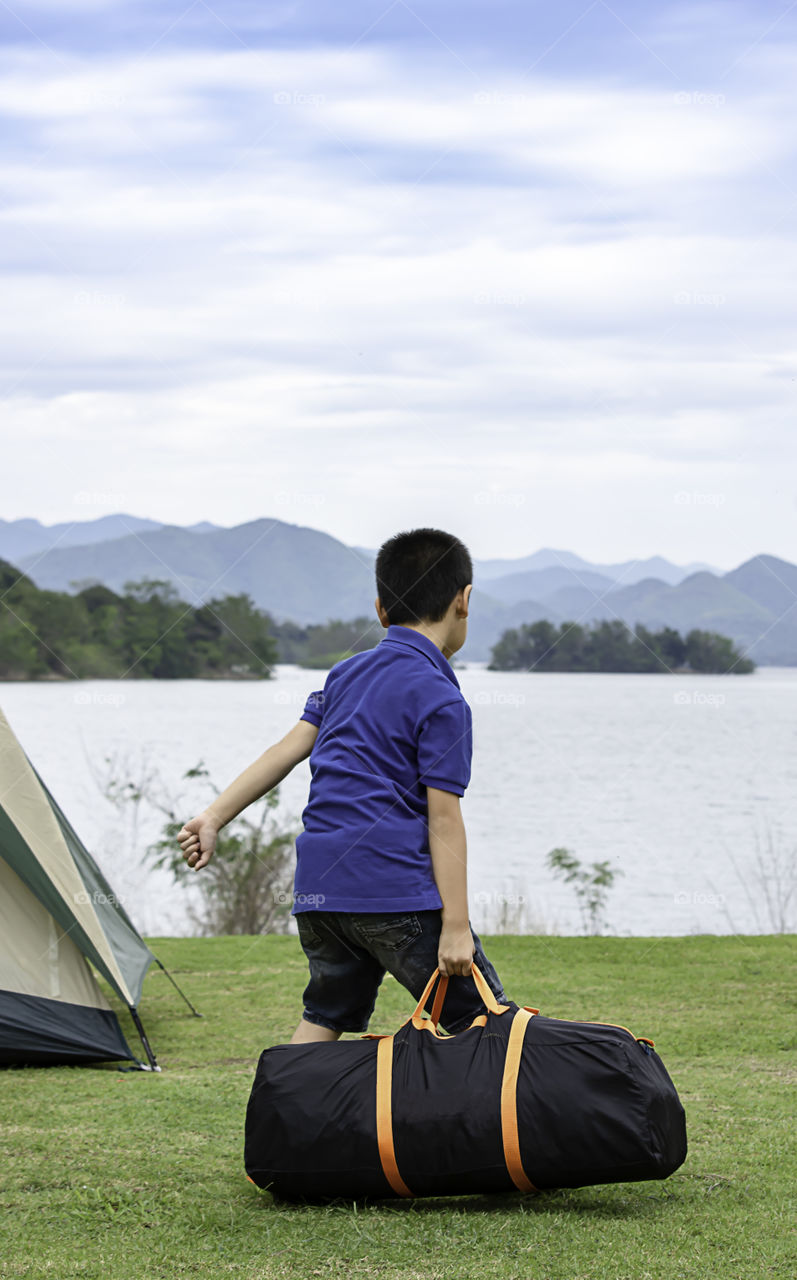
left=154, top=957, right=203, bottom=1017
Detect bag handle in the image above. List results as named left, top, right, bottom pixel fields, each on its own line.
left=410, top=964, right=509, bottom=1030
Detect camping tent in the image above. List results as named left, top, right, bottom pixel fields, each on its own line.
left=0, top=704, right=178, bottom=1069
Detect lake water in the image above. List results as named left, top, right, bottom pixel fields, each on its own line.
left=2, top=665, right=796, bottom=937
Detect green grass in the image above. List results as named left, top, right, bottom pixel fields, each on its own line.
left=1, top=935, right=795, bottom=1280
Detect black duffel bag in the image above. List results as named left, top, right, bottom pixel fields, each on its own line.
left=245, top=966, right=687, bottom=1200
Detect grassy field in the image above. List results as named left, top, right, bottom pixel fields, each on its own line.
left=1, top=934, right=795, bottom=1280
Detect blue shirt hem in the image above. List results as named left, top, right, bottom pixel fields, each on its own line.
left=292, top=891, right=444, bottom=914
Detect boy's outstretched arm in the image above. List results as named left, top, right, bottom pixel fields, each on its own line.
left=426, top=786, right=475, bottom=977
left=178, top=719, right=318, bottom=871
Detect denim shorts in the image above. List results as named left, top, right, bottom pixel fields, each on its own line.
left=294, top=908, right=507, bottom=1035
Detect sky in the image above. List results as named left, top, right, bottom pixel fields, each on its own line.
left=1, top=0, right=796, bottom=570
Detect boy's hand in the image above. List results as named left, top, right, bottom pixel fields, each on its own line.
left=438, top=922, right=475, bottom=977
left=177, top=811, right=221, bottom=871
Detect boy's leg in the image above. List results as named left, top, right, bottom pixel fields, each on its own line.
left=349, top=910, right=508, bottom=1034
left=290, top=1018, right=341, bottom=1044
left=292, top=911, right=387, bottom=1038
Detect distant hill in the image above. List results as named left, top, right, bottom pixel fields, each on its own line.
left=472, top=548, right=719, bottom=586
left=347, top=545, right=716, bottom=588
left=9, top=516, right=796, bottom=664
left=481, top=566, right=617, bottom=606
left=724, top=554, right=797, bottom=614
left=0, top=514, right=219, bottom=563
left=534, top=561, right=796, bottom=667
left=720, top=556, right=797, bottom=665
left=16, top=519, right=377, bottom=626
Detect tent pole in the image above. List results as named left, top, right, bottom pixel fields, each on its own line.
left=130, top=1006, right=160, bottom=1071
left=154, top=957, right=203, bottom=1017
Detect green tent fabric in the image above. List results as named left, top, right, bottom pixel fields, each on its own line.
left=0, top=704, right=159, bottom=1067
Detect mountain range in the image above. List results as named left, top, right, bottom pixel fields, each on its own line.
left=2, top=515, right=795, bottom=664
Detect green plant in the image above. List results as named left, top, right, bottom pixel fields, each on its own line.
left=717, top=816, right=797, bottom=934
left=92, top=750, right=298, bottom=937
left=546, top=846, right=622, bottom=935
left=147, top=763, right=298, bottom=936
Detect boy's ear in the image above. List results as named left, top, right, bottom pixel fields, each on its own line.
left=458, top=584, right=472, bottom=616
left=375, top=596, right=391, bottom=629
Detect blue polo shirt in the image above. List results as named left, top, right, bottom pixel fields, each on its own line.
left=292, top=624, right=472, bottom=913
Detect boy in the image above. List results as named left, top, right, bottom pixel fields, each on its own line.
left=177, top=527, right=507, bottom=1040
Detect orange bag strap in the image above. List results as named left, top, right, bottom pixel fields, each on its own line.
left=500, top=1008, right=538, bottom=1193
left=375, top=1036, right=414, bottom=1198
left=375, top=983, right=534, bottom=1196
left=429, top=975, right=448, bottom=1026
left=410, top=965, right=509, bottom=1030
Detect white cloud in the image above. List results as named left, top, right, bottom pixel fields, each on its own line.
left=325, top=85, right=773, bottom=185
left=0, top=36, right=795, bottom=563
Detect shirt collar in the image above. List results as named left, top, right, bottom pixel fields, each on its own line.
left=383, top=624, right=460, bottom=687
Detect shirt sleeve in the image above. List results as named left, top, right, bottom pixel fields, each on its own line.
left=417, top=699, right=473, bottom=795
left=299, top=689, right=325, bottom=728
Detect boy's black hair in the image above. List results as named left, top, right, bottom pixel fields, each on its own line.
left=375, top=528, right=473, bottom=625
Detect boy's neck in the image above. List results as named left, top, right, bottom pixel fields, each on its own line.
left=397, top=621, right=455, bottom=660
